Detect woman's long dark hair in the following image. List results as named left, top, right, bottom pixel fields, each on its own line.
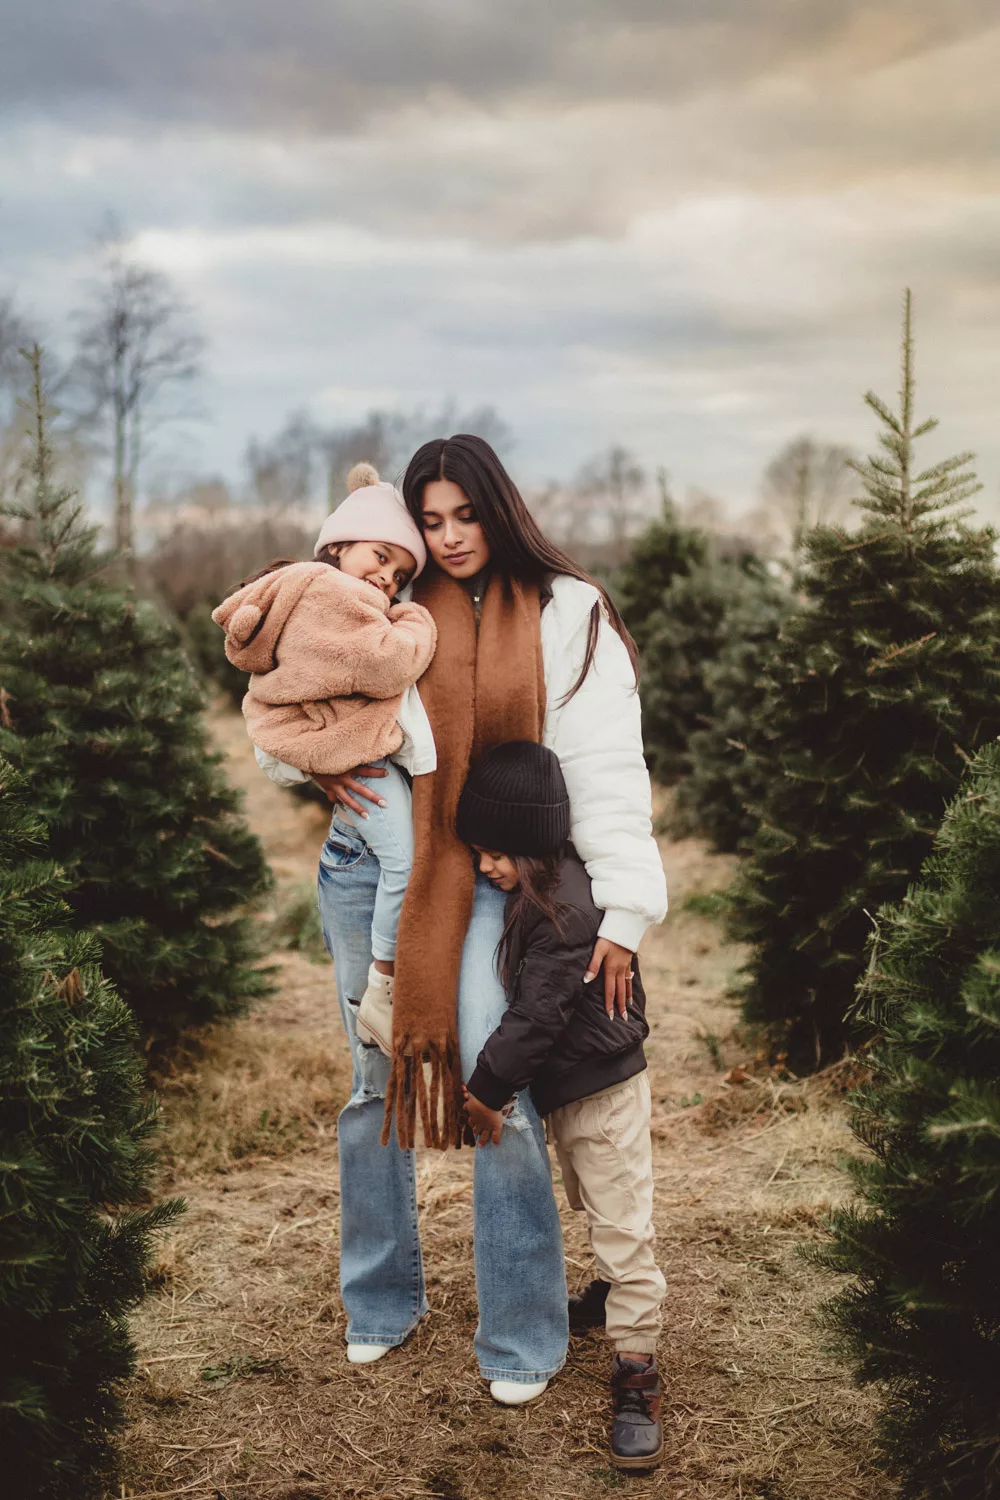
left=402, top=434, right=638, bottom=703
left=496, top=852, right=567, bottom=990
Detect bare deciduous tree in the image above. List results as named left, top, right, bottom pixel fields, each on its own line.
left=245, top=410, right=319, bottom=514
left=320, top=401, right=512, bottom=504
left=573, top=445, right=649, bottom=568
left=758, top=434, right=856, bottom=555
left=321, top=411, right=413, bottom=503
left=70, top=236, right=204, bottom=565
left=525, top=480, right=574, bottom=545
left=0, top=299, right=36, bottom=501
left=682, top=486, right=728, bottom=533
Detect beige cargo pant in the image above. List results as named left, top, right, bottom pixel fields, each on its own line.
left=549, top=1071, right=666, bottom=1354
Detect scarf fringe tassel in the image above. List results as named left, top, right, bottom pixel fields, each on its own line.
left=381, top=1040, right=462, bottom=1151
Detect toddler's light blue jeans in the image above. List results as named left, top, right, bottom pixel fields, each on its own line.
left=334, top=758, right=412, bottom=962
left=317, top=807, right=568, bottom=1383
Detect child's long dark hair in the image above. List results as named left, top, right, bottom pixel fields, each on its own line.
left=237, top=543, right=346, bottom=589
left=496, top=850, right=568, bottom=989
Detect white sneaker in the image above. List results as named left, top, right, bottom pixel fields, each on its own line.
left=355, top=964, right=393, bottom=1056
left=489, top=1378, right=549, bottom=1406
left=346, top=1342, right=392, bottom=1365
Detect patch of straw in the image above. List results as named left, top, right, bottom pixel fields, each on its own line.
left=153, top=1023, right=351, bottom=1179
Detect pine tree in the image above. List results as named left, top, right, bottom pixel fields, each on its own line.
left=614, top=485, right=709, bottom=657
left=0, top=756, right=180, bottom=1498
left=613, top=491, right=712, bottom=782
left=182, top=598, right=249, bottom=709
left=728, top=294, right=1000, bottom=1067
left=670, top=571, right=790, bottom=851
left=817, top=743, right=1000, bottom=1498
left=639, top=552, right=776, bottom=784
left=0, top=348, right=272, bottom=1041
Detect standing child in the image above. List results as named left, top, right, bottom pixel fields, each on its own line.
left=212, top=464, right=435, bottom=1048
left=457, top=741, right=667, bottom=1470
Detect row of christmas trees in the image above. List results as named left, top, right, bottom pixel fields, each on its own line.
left=619, top=292, right=1000, bottom=1067
left=617, top=294, right=1000, bottom=1496
left=0, top=351, right=271, bottom=1496
left=5, top=302, right=997, bottom=1492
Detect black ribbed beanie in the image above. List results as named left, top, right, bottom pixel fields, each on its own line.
left=456, top=741, right=570, bottom=858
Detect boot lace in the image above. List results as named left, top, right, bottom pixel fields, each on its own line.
left=615, top=1377, right=654, bottom=1422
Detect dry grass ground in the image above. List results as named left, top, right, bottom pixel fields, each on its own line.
left=116, top=707, right=893, bottom=1500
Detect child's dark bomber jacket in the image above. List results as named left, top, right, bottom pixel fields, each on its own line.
left=467, top=851, right=649, bottom=1118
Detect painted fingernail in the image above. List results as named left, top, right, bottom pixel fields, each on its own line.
left=378, top=800, right=387, bottom=808
left=361, top=811, right=369, bottom=820
left=583, top=972, right=595, bottom=983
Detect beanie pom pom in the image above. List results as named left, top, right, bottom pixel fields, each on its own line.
left=229, top=603, right=262, bottom=643
left=347, top=461, right=380, bottom=492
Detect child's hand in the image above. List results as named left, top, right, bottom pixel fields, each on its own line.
left=462, top=1085, right=507, bottom=1147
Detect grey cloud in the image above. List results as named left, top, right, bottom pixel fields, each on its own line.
left=3, top=1, right=996, bottom=132
left=1, top=0, right=998, bottom=512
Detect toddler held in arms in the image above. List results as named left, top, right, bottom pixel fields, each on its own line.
left=457, top=742, right=666, bottom=1471
left=212, top=464, right=436, bottom=1043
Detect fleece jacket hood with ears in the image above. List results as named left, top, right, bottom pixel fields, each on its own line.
left=211, top=560, right=437, bottom=777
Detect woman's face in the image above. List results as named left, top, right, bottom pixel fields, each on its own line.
left=420, top=479, right=491, bottom=579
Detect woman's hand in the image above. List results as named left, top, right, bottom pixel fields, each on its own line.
left=462, top=1085, right=507, bottom=1147
left=584, top=938, right=635, bottom=1019
left=311, top=765, right=388, bottom=816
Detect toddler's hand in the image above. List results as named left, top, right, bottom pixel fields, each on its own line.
left=462, top=1085, right=506, bottom=1147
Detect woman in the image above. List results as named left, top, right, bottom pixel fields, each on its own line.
left=261, top=435, right=666, bottom=1404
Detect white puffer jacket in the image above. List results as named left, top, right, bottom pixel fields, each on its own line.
left=255, top=574, right=667, bottom=950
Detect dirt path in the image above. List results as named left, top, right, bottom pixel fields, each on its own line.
left=119, top=709, right=892, bottom=1500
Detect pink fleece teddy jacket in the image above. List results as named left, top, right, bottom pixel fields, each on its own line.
left=212, top=561, right=437, bottom=776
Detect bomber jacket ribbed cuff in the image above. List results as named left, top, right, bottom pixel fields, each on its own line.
left=466, top=1063, right=516, bottom=1113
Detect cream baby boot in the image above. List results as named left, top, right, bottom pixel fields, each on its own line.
left=355, top=963, right=393, bottom=1057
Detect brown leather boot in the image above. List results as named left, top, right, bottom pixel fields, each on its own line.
left=610, top=1354, right=664, bottom=1470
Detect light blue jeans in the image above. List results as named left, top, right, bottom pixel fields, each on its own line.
left=317, top=809, right=568, bottom=1382
left=335, top=759, right=413, bottom=962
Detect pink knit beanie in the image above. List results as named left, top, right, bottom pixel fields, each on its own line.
left=314, top=463, right=427, bottom=577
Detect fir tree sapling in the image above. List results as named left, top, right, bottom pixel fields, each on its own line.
left=817, top=743, right=1000, bottom=1499
left=614, top=493, right=768, bottom=784
left=614, top=483, right=709, bottom=659
left=0, top=757, right=180, bottom=1498
left=181, top=597, right=249, bottom=709
left=729, top=292, right=1000, bottom=1068
left=0, top=347, right=272, bottom=1041
left=671, top=570, right=790, bottom=852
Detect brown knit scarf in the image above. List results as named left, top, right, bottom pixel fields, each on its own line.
left=383, top=569, right=545, bottom=1150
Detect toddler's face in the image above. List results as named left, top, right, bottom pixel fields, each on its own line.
left=473, top=847, right=520, bottom=892
left=336, top=540, right=416, bottom=601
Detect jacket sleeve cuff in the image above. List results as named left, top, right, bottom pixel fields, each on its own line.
left=466, top=1063, right=516, bottom=1112
left=597, top=908, right=652, bottom=953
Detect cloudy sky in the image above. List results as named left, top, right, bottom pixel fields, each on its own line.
left=2, top=1, right=998, bottom=511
